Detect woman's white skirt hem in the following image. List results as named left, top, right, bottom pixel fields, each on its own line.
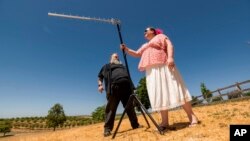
left=146, top=65, right=192, bottom=112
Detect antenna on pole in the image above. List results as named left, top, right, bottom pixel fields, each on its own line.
left=48, top=12, right=132, bottom=81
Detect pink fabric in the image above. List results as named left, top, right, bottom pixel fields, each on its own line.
left=136, top=34, right=169, bottom=71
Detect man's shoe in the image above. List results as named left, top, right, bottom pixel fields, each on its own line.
left=133, top=124, right=144, bottom=129
left=104, top=130, right=111, bottom=137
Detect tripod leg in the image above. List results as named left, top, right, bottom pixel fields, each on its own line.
left=132, top=94, right=164, bottom=135
left=137, top=105, right=150, bottom=128
left=112, top=95, right=133, bottom=139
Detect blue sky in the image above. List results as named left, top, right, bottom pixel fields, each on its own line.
left=0, top=0, right=249, bottom=118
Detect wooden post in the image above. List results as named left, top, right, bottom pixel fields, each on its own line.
left=235, top=82, right=243, bottom=97
left=217, top=90, right=224, bottom=100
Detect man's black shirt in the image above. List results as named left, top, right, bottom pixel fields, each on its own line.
left=98, top=63, right=130, bottom=94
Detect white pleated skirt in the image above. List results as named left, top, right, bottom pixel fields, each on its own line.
left=145, top=64, right=192, bottom=111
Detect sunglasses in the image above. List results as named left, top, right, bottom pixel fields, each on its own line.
left=144, top=29, right=150, bottom=32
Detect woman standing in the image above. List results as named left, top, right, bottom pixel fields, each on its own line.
left=120, top=27, right=199, bottom=131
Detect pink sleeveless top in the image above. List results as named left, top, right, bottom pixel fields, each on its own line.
left=136, top=34, right=168, bottom=71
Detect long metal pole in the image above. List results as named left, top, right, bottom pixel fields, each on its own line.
left=115, top=24, right=134, bottom=89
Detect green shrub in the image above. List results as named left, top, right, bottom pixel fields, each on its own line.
left=0, top=120, right=12, bottom=136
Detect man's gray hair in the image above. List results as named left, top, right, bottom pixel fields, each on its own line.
left=110, top=53, right=122, bottom=64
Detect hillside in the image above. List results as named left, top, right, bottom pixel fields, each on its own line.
left=1, top=98, right=250, bottom=141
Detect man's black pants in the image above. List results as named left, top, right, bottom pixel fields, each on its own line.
left=104, top=80, right=139, bottom=131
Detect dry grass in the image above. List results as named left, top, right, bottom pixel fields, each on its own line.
left=1, top=98, right=250, bottom=141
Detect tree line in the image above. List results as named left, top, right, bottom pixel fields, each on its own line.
left=0, top=104, right=98, bottom=136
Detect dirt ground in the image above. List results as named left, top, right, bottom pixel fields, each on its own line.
left=1, top=98, right=250, bottom=141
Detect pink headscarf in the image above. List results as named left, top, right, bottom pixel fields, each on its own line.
left=155, top=28, right=163, bottom=34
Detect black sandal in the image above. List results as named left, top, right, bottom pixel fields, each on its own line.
left=159, top=126, right=167, bottom=131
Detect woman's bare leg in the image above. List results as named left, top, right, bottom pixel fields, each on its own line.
left=182, top=102, right=198, bottom=125
left=160, top=110, right=169, bottom=126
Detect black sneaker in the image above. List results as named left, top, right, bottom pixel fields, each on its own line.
left=104, top=129, right=111, bottom=137
left=133, top=124, right=144, bottom=129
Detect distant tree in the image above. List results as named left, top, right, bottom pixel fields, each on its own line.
left=0, top=120, right=12, bottom=136
left=200, top=83, right=212, bottom=102
left=46, top=103, right=66, bottom=131
left=91, top=105, right=105, bottom=122
left=136, top=77, right=151, bottom=110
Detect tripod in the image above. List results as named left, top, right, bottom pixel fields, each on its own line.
left=112, top=93, right=164, bottom=139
